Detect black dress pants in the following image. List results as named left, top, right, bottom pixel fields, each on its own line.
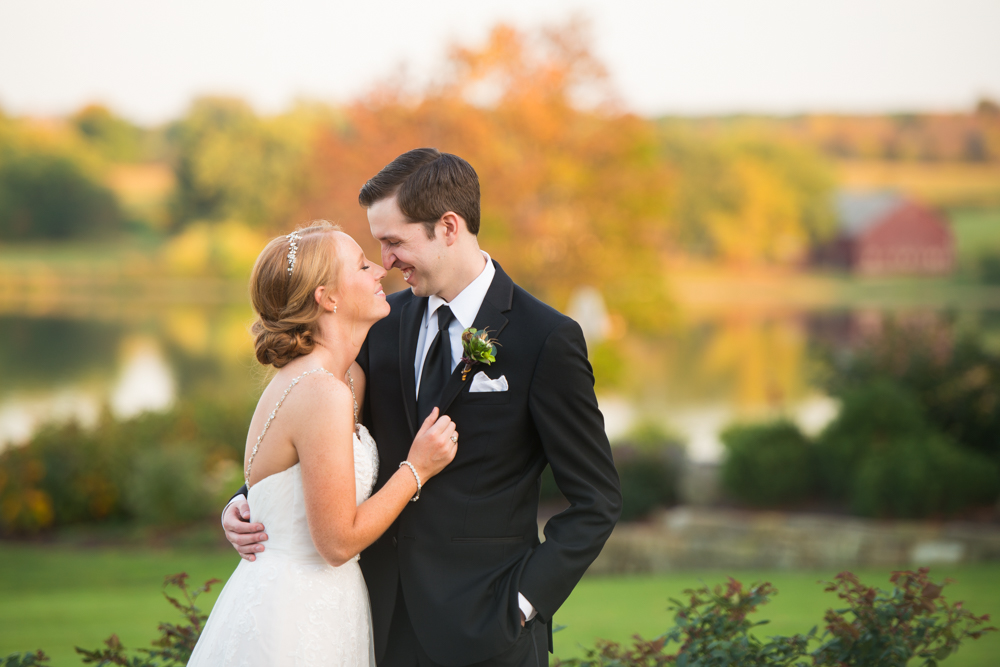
left=380, top=583, right=548, bottom=667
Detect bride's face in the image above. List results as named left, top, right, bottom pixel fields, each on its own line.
left=332, top=233, right=390, bottom=323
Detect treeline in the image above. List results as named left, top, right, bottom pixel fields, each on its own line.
left=666, top=98, right=1000, bottom=163
left=0, top=23, right=837, bottom=323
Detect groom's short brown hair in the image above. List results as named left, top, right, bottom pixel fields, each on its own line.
left=358, top=148, right=480, bottom=237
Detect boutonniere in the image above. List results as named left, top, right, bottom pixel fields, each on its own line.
left=460, top=327, right=499, bottom=381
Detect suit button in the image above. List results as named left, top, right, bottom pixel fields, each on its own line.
left=392, top=536, right=398, bottom=548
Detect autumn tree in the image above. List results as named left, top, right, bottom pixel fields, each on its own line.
left=662, top=128, right=835, bottom=265
left=305, top=21, right=676, bottom=329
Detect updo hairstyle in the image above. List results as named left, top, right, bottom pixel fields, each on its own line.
left=249, top=221, right=343, bottom=368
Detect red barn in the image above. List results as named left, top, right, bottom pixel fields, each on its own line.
left=813, top=192, right=955, bottom=276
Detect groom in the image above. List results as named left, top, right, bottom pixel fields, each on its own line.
left=225, top=148, right=622, bottom=666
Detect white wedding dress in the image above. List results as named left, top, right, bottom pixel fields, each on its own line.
left=188, top=369, right=379, bottom=667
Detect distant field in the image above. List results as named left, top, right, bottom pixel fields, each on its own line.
left=1, top=543, right=998, bottom=666
left=952, top=208, right=1000, bottom=268
left=838, top=160, right=1000, bottom=209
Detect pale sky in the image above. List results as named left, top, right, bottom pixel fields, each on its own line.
left=1, top=0, right=998, bottom=125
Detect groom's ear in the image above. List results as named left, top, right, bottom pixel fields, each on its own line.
left=438, top=211, right=465, bottom=246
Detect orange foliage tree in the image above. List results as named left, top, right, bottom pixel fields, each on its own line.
left=302, top=22, right=676, bottom=330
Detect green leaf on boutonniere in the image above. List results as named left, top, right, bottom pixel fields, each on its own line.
left=460, top=327, right=499, bottom=380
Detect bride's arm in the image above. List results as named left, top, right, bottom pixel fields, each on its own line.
left=293, top=380, right=456, bottom=567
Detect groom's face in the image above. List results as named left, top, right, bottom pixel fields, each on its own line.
left=367, top=196, right=445, bottom=298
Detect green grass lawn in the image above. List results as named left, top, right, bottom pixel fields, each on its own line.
left=0, top=544, right=237, bottom=665
left=952, top=208, right=1000, bottom=269
left=1, top=543, right=998, bottom=666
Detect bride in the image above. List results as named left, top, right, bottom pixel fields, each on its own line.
left=188, top=221, right=459, bottom=666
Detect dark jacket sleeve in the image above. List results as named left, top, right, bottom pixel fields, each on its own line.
left=356, top=337, right=372, bottom=428
left=519, top=319, right=622, bottom=622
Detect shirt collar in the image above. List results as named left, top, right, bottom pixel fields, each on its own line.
left=426, top=251, right=495, bottom=329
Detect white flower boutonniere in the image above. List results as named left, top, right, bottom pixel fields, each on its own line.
left=460, top=327, right=499, bottom=381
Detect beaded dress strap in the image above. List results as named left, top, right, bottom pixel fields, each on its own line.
left=245, top=367, right=358, bottom=486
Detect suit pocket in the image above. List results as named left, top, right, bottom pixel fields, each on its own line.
left=462, top=391, right=511, bottom=405
left=451, top=535, right=525, bottom=544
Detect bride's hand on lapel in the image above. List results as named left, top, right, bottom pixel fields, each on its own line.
left=406, top=407, right=459, bottom=483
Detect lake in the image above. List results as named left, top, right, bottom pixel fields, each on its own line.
left=3, top=271, right=1000, bottom=463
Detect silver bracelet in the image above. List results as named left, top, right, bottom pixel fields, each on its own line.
left=399, top=461, right=422, bottom=501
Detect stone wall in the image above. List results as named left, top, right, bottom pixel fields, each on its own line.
left=573, top=507, right=1000, bottom=574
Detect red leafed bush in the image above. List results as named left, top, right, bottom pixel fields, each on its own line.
left=553, top=569, right=994, bottom=667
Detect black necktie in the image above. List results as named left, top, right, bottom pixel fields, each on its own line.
left=417, top=305, right=455, bottom=422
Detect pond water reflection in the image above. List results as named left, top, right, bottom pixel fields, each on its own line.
left=2, top=292, right=998, bottom=463
left=0, top=303, right=261, bottom=449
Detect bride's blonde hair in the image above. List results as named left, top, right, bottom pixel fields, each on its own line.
left=249, top=221, right=342, bottom=368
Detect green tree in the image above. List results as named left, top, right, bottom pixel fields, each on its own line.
left=71, top=104, right=145, bottom=162
left=168, top=97, right=315, bottom=230
left=0, top=145, right=121, bottom=239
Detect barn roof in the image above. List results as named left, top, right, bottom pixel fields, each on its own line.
left=835, top=191, right=906, bottom=238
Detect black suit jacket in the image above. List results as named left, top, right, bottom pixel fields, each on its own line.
left=356, top=261, right=622, bottom=665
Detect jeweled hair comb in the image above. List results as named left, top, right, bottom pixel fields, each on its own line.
left=286, top=231, right=302, bottom=274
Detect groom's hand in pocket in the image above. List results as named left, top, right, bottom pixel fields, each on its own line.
left=223, top=496, right=268, bottom=561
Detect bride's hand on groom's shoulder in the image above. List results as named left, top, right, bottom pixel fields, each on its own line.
left=406, top=407, right=459, bottom=483
left=223, top=497, right=268, bottom=561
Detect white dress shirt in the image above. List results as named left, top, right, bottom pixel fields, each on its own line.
left=414, top=251, right=495, bottom=398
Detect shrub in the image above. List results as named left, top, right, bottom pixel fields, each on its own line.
left=614, top=448, right=681, bottom=522
left=814, top=379, right=1000, bottom=517
left=979, top=253, right=1000, bottom=285
left=849, top=434, right=1000, bottom=518
left=828, top=325, right=1000, bottom=465
left=1, top=652, right=49, bottom=667
left=552, top=568, right=996, bottom=667
left=0, top=418, right=136, bottom=531
left=0, top=396, right=254, bottom=535
left=76, top=573, right=218, bottom=666
left=812, top=569, right=996, bottom=666
left=614, top=423, right=684, bottom=521
left=125, top=445, right=216, bottom=525
left=815, top=379, right=929, bottom=502
left=720, top=420, right=815, bottom=508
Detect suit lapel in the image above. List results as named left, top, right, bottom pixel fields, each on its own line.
left=438, top=261, right=513, bottom=415
left=398, top=293, right=427, bottom=436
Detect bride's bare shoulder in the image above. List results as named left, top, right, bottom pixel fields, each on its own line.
left=290, top=372, right=353, bottom=419
left=286, top=374, right=356, bottom=461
